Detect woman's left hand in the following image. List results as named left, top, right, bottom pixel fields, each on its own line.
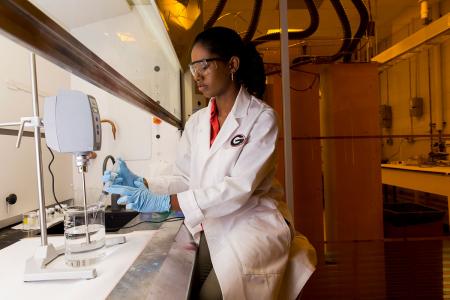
left=105, top=180, right=171, bottom=213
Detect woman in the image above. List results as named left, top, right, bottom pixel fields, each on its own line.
left=105, top=26, right=316, bottom=300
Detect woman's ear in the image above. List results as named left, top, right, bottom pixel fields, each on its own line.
left=229, top=56, right=240, bottom=74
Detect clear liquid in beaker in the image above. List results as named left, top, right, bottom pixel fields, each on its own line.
left=64, top=205, right=106, bottom=267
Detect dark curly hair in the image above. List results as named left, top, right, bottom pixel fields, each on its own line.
left=192, top=27, right=266, bottom=99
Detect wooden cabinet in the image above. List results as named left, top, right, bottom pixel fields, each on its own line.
left=266, top=63, right=383, bottom=243
left=266, top=66, right=324, bottom=244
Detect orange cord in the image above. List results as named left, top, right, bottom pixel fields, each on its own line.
left=101, top=119, right=117, bottom=140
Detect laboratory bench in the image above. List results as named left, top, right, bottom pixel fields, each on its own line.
left=381, top=163, right=450, bottom=224
left=0, top=213, right=197, bottom=300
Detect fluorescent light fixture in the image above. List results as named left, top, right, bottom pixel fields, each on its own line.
left=266, top=28, right=304, bottom=35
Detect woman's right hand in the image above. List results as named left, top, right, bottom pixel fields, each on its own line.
left=102, top=158, right=143, bottom=188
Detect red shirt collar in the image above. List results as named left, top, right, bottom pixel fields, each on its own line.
left=210, top=98, right=220, bottom=146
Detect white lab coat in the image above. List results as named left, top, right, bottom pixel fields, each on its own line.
left=149, top=87, right=316, bottom=299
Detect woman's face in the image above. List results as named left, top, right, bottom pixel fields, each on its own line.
left=190, top=43, right=233, bottom=98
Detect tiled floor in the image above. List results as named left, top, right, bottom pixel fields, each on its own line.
left=301, top=238, right=449, bottom=299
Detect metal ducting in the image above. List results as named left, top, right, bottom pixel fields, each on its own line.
left=343, top=0, right=369, bottom=62
left=291, top=0, right=352, bottom=66
left=281, top=0, right=324, bottom=9
left=252, top=0, right=319, bottom=46
left=243, top=0, right=263, bottom=43
left=204, top=0, right=228, bottom=29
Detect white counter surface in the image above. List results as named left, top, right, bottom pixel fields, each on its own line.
left=0, top=231, right=155, bottom=300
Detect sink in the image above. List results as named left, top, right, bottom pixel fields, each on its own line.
left=105, top=206, right=139, bottom=232
left=39, top=206, right=139, bottom=235
left=45, top=221, right=65, bottom=235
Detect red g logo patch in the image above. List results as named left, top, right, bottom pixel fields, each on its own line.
left=230, top=134, right=246, bottom=147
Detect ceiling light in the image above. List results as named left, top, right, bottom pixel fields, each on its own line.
left=116, top=32, right=136, bottom=42
left=266, top=28, right=304, bottom=35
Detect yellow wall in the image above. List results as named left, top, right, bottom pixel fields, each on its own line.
left=380, top=2, right=450, bottom=162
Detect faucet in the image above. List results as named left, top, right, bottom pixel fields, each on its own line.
left=102, top=155, right=121, bottom=211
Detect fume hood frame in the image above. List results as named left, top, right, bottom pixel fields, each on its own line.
left=0, top=0, right=183, bottom=129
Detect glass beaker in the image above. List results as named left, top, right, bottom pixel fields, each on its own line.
left=64, top=204, right=106, bottom=267
left=22, top=211, right=37, bottom=231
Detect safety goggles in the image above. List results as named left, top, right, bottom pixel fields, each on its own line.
left=188, top=58, right=227, bottom=77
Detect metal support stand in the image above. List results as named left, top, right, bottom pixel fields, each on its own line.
left=23, top=53, right=98, bottom=281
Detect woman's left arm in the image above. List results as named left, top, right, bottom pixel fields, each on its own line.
left=146, top=115, right=196, bottom=195
left=176, top=109, right=278, bottom=228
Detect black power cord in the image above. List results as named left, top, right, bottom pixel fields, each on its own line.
left=107, top=217, right=185, bottom=232
left=46, top=146, right=64, bottom=209
left=276, top=70, right=320, bottom=92
left=289, top=77, right=319, bottom=92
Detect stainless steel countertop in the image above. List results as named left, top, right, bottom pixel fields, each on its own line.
left=108, top=215, right=197, bottom=300
left=0, top=213, right=197, bottom=300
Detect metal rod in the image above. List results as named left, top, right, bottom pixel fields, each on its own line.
left=279, top=0, right=295, bottom=218
left=16, top=120, right=26, bottom=148
left=427, top=49, right=433, bottom=154
left=0, top=121, right=22, bottom=127
left=30, top=52, right=48, bottom=246
left=409, top=59, right=414, bottom=141
left=81, top=171, right=91, bottom=244
left=0, top=128, right=44, bottom=138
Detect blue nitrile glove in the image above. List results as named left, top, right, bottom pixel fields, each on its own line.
left=105, top=180, right=171, bottom=213
left=102, top=158, right=143, bottom=188
left=102, top=170, right=123, bottom=186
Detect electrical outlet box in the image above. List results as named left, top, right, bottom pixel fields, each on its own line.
left=380, top=104, right=392, bottom=129
left=410, top=97, right=424, bottom=117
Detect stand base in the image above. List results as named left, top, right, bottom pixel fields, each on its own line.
left=105, top=235, right=126, bottom=247
left=23, top=236, right=126, bottom=282
left=23, top=243, right=96, bottom=282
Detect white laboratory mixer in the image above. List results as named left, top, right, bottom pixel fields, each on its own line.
left=0, top=53, right=124, bottom=281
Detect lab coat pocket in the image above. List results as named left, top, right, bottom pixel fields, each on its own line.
left=227, top=210, right=291, bottom=275
left=216, top=144, right=244, bottom=167
left=220, top=143, right=244, bottom=155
